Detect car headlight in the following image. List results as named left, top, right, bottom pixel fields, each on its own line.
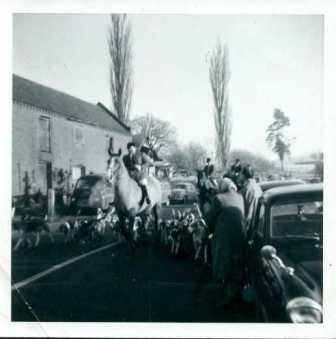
left=286, top=297, right=322, bottom=323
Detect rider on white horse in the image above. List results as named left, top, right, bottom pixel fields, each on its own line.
left=122, top=141, right=154, bottom=206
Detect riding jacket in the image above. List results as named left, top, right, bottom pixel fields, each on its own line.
left=123, top=151, right=154, bottom=181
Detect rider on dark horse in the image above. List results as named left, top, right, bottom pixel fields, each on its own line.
left=198, top=158, right=218, bottom=213
left=231, top=158, right=242, bottom=184
left=122, top=141, right=155, bottom=207
left=203, top=158, right=217, bottom=193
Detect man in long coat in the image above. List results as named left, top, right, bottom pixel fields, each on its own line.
left=241, top=165, right=262, bottom=234
left=203, top=178, right=246, bottom=305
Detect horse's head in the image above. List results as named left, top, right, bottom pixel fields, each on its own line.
left=107, top=148, right=123, bottom=183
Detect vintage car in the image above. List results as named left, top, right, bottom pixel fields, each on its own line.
left=259, top=179, right=305, bottom=192
left=169, top=182, right=198, bottom=204
left=247, top=183, right=323, bottom=323
left=70, top=174, right=114, bottom=213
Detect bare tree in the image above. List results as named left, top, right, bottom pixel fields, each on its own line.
left=185, top=142, right=208, bottom=170
left=108, top=14, right=133, bottom=123
left=167, top=142, right=208, bottom=171
left=209, top=40, right=232, bottom=170
left=131, top=113, right=177, bottom=155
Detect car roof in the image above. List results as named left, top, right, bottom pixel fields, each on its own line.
left=263, top=183, right=323, bottom=203
left=259, top=179, right=305, bottom=191
left=78, top=174, right=104, bottom=180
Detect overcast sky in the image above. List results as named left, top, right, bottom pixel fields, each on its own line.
left=13, top=14, right=323, bottom=160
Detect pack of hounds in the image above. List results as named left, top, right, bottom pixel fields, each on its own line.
left=12, top=205, right=121, bottom=251
left=13, top=204, right=211, bottom=265
left=159, top=204, right=210, bottom=265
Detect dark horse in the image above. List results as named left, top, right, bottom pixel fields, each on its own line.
left=107, top=149, right=162, bottom=252
left=196, top=169, right=217, bottom=214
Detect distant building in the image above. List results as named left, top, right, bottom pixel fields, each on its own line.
left=12, top=74, right=132, bottom=196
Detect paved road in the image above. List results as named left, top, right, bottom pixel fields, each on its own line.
left=11, top=205, right=257, bottom=322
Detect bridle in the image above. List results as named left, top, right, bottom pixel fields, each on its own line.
left=107, top=147, right=122, bottom=181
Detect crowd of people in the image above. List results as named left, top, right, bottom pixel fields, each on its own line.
left=13, top=137, right=264, bottom=309
left=194, top=158, right=263, bottom=307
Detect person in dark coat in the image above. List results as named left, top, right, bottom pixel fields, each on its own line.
left=231, top=158, right=242, bottom=175
left=204, top=158, right=214, bottom=178
left=203, top=178, right=246, bottom=306
left=122, top=142, right=154, bottom=206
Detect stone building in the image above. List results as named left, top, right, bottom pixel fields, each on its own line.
left=12, top=74, right=132, bottom=197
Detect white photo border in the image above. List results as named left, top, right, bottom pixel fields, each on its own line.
left=1, top=0, right=335, bottom=338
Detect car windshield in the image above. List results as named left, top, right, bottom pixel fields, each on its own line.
left=174, top=183, right=195, bottom=191
left=174, top=184, right=187, bottom=190
left=270, top=199, right=323, bottom=239
left=76, top=177, right=100, bottom=189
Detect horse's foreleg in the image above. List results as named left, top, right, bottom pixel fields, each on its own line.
left=34, top=232, right=40, bottom=248
left=195, top=245, right=201, bottom=261
left=48, top=230, right=55, bottom=243
left=170, top=239, right=175, bottom=254
left=204, top=244, right=208, bottom=265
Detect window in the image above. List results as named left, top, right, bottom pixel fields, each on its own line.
left=109, top=137, right=114, bottom=152
left=73, top=126, right=84, bottom=145
left=39, top=116, right=51, bottom=152
left=270, top=200, right=323, bottom=238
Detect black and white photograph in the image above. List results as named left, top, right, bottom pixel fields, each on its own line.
left=1, top=2, right=336, bottom=338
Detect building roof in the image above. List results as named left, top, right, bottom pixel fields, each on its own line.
left=13, top=74, right=131, bottom=136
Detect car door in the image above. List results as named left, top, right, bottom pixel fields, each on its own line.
left=247, top=199, right=265, bottom=276
left=248, top=200, right=285, bottom=321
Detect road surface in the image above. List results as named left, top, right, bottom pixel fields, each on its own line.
left=12, top=205, right=257, bottom=322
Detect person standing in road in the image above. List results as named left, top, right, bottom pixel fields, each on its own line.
left=200, top=177, right=246, bottom=307
left=241, top=165, right=262, bottom=234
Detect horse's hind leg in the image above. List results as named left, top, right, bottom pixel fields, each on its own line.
left=44, top=224, right=55, bottom=243
left=120, top=216, right=135, bottom=253
left=152, top=204, right=161, bottom=243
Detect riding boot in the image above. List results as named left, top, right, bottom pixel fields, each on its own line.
left=139, top=184, right=151, bottom=206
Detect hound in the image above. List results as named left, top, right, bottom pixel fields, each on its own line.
left=189, top=218, right=209, bottom=264
left=59, top=219, right=79, bottom=243
left=14, top=214, right=54, bottom=251
left=132, top=216, right=142, bottom=242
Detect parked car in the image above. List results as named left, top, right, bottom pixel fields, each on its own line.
left=70, top=174, right=114, bottom=213
left=247, top=183, right=323, bottom=323
left=169, top=182, right=198, bottom=204
left=160, top=180, right=172, bottom=206
left=259, top=179, right=305, bottom=192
